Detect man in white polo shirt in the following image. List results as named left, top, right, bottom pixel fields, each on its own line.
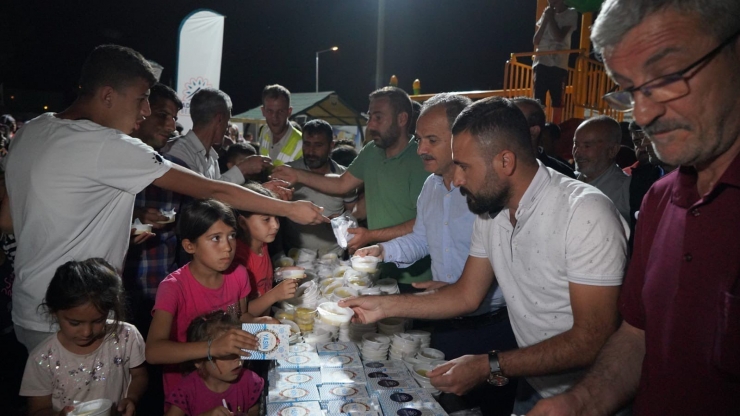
left=341, top=97, right=628, bottom=414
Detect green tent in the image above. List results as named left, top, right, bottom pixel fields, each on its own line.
left=231, top=92, right=367, bottom=141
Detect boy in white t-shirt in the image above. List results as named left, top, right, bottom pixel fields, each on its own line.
left=0, top=44, right=328, bottom=353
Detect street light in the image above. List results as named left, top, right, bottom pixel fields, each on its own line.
left=316, top=46, right=339, bottom=92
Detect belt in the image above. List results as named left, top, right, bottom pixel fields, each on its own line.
left=450, top=307, right=509, bottom=326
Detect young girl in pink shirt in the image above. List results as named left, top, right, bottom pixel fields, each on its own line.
left=232, top=182, right=297, bottom=316
left=165, top=311, right=263, bottom=416
left=146, top=199, right=275, bottom=397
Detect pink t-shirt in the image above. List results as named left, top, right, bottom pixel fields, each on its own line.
left=166, top=368, right=264, bottom=415
left=154, top=263, right=251, bottom=395
left=234, top=240, right=273, bottom=297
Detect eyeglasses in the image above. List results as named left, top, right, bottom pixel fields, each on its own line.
left=603, top=29, right=740, bottom=112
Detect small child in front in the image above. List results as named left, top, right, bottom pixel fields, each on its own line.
left=146, top=199, right=276, bottom=397
left=164, top=311, right=264, bottom=416
left=20, top=258, right=147, bottom=416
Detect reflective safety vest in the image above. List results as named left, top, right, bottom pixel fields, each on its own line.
left=258, top=124, right=303, bottom=166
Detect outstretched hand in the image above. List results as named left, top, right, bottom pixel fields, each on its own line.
left=338, top=295, right=387, bottom=324
left=262, top=179, right=293, bottom=201
left=270, top=165, right=299, bottom=186
left=288, top=200, right=329, bottom=225
left=237, top=155, right=273, bottom=175
left=427, top=354, right=489, bottom=396
left=347, top=227, right=373, bottom=255
left=354, top=244, right=384, bottom=260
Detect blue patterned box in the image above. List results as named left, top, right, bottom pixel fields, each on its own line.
left=319, top=383, right=371, bottom=401
left=366, top=375, right=419, bottom=392
left=241, top=323, right=290, bottom=360
left=289, top=343, right=317, bottom=354
left=361, top=360, right=407, bottom=372
left=325, top=412, right=380, bottom=416
left=277, top=351, right=322, bottom=370
left=364, top=368, right=413, bottom=380
left=319, top=352, right=363, bottom=368
left=267, top=401, right=324, bottom=416
left=273, top=371, right=322, bottom=388
left=324, top=397, right=381, bottom=413
left=376, top=389, right=448, bottom=416
left=321, top=367, right=368, bottom=384
left=315, top=341, right=359, bottom=355
left=268, top=383, right=321, bottom=403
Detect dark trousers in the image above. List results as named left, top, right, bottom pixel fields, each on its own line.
left=415, top=308, right=519, bottom=416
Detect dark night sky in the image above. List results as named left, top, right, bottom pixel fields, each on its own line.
left=0, top=1, right=539, bottom=116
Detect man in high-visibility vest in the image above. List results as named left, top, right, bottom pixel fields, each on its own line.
left=258, top=84, right=303, bottom=166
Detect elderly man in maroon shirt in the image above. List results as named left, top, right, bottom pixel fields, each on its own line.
left=529, top=0, right=740, bottom=415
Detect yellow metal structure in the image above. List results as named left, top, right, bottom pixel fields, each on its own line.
left=410, top=8, right=623, bottom=123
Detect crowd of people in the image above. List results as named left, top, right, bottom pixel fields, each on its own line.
left=0, top=0, right=738, bottom=415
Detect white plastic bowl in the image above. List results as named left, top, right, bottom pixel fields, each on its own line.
left=280, top=319, right=300, bottom=334
left=278, top=267, right=306, bottom=279
left=417, top=347, right=445, bottom=361
left=331, top=287, right=358, bottom=302
left=275, top=257, right=295, bottom=267
left=316, top=302, right=355, bottom=326
left=362, top=333, right=391, bottom=348
left=412, top=363, right=437, bottom=381
left=68, top=399, right=113, bottom=416
left=351, top=256, right=380, bottom=273
left=132, top=222, right=152, bottom=235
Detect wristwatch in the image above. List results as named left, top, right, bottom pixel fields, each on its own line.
left=487, top=350, right=509, bottom=386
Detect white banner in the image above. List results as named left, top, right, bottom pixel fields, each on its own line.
left=176, top=9, right=225, bottom=132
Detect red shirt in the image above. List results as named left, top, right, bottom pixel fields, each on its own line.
left=622, top=160, right=640, bottom=176
left=620, top=151, right=740, bottom=415
left=234, top=240, right=273, bottom=298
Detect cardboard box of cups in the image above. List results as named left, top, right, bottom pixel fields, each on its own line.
left=267, top=340, right=449, bottom=416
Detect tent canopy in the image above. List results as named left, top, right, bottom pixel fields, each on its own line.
left=231, top=91, right=367, bottom=127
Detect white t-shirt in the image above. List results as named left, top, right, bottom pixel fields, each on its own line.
left=469, top=163, right=627, bottom=398
left=4, top=113, right=171, bottom=331
left=20, top=322, right=146, bottom=411
left=534, top=7, right=578, bottom=69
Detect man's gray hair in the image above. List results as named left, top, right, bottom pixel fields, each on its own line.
left=579, top=115, right=622, bottom=146
left=419, top=93, right=473, bottom=130
left=592, top=0, right=740, bottom=55
left=190, top=88, right=232, bottom=127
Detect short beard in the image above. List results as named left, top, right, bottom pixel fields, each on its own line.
left=460, top=170, right=510, bottom=216
left=370, top=121, right=401, bottom=150
left=304, top=156, right=327, bottom=170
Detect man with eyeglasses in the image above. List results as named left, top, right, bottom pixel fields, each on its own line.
left=529, top=1, right=740, bottom=415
